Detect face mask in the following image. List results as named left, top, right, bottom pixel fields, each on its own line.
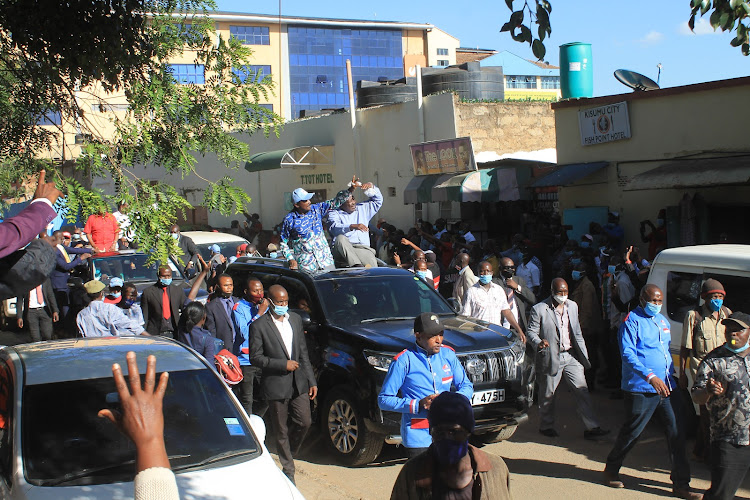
left=269, top=251, right=278, bottom=258
left=709, top=298, right=724, bottom=312
left=564, top=250, right=573, bottom=257
left=270, top=301, right=288, bottom=316
left=643, top=302, right=662, bottom=317
left=416, top=270, right=428, bottom=280
left=501, top=270, right=514, bottom=279
left=570, top=258, right=581, bottom=265
left=607, top=265, right=617, bottom=274
left=553, top=294, right=568, bottom=304
left=580, top=241, right=590, bottom=249
left=726, top=339, right=750, bottom=354
left=170, top=233, right=179, bottom=240
left=109, top=292, right=121, bottom=299
left=159, top=278, right=172, bottom=286
left=656, top=218, right=665, bottom=227
left=123, top=299, right=136, bottom=307
left=478, top=274, right=493, bottom=285
left=571, top=270, right=583, bottom=281
left=432, top=439, right=469, bottom=465
left=220, top=291, right=232, bottom=299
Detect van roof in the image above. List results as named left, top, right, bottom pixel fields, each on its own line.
left=652, top=244, right=750, bottom=271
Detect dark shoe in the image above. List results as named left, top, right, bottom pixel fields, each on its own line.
left=539, top=428, right=559, bottom=438
left=672, top=487, right=701, bottom=500
left=584, top=427, right=610, bottom=440
left=603, top=469, right=624, bottom=488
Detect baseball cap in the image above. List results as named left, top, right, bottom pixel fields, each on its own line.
left=428, top=392, right=475, bottom=433
left=109, top=277, right=124, bottom=288
left=83, top=280, right=106, bottom=294
left=292, top=188, right=314, bottom=204
left=414, top=312, right=443, bottom=336
left=722, top=312, right=750, bottom=330
left=62, top=231, right=71, bottom=239
left=209, top=244, right=221, bottom=253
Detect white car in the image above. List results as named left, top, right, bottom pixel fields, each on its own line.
left=181, top=231, right=251, bottom=260
left=0, top=336, right=305, bottom=499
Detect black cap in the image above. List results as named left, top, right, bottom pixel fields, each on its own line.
left=414, top=312, right=443, bottom=336
left=722, top=312, right=750, bottom=330
left=428, top=392, right=474, bottom=433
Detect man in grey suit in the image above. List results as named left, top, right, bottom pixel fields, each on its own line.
left=527, top=278, right=609, bottom=440
left=452, top=252, right=477, bottom=310
left=249, top=284, right=317, bottom=485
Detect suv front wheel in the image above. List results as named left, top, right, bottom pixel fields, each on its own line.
left=321, top=387, right=384, bottom=466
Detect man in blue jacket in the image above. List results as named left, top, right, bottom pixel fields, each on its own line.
left=603, top=284, right=700, bottom=500
left=378, top=312, right=473, bottom=458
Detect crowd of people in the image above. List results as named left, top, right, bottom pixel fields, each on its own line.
left=2, top=172, right=750, bottom=499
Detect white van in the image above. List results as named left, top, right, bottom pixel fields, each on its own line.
left=647, top=244, right=750, bottom=364
left=181, top=231, right=250, bottom=260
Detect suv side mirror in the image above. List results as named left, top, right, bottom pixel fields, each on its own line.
left=291, top=309, right=318, bottom=333
left=446, top=297, right=460, bottom=313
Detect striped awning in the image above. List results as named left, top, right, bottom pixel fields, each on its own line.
left=404, top=168, right=528, bottom=203
left=403, top=174, right=454, bottom=204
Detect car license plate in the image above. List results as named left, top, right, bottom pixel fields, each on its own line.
left=470, top=389, right=505, bottom=406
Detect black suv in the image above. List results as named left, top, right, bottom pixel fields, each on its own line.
left=225, top=260, right=532, bottom=466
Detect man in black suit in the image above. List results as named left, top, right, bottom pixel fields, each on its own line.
left=249, top=284, right=317, bottom=485
left=17, top=278, right=58, bottom=342
left=205, top=275, right=240, bottom=353
left=493, top=257, right=536, bottom=331
left=140, top=266, right=187, bottom=337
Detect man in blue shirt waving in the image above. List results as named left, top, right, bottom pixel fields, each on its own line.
left=378, top=313, right=473, bottom=458
left=603, top=284, right=700, bottom=500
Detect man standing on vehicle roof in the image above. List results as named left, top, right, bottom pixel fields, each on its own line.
left=603, top=284, right=700, bottom=499
left=280, top=177, right=359, bottom=273
left=460, top=261, right=526, bottom=343
left=378, top=313, right=473, bottom=458
left=327, top=180, right=382, bottom=268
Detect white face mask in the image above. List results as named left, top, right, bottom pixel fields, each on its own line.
left=553, top=294, right=568, bottom=304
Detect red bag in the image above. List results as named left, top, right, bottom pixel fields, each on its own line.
left=214, top=349, right=244, bottom=385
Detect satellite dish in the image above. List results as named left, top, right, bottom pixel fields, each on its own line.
left=614, top=69, right=660, bottom=91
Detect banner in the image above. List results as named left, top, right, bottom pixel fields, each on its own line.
left=410, top=137, right=477, bottom=176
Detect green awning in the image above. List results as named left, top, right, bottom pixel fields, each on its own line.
left=432, top=167, right=528, bottom=202
left=244, top=145, right=334, bottom=173
left=403, top=174, right=454, bottom=204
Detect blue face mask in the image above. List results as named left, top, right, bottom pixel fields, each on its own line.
left=570, top=258, right=582, bottom=265
left=656, top=218, right=665, bottom=227
left=726, top=340, right=750, bottom=354
left=271, top=301, right=288, bottom=316
left=478, top=274, right=493, bottom=285
left=170, top=233, right=179, bottom=240
left=416, top=270, right=428, bottom=280
left=643, top=302, right=662, bottom=317
left=159, top=278, right=172, bottom=286
left=432, top=439, right=469, bottom=465
left=564, top=250, right=573, bottom=257
left=580, top=241, right=590, bottom=249
left=607, top=265, right=617, bottom=274
left=571, top=270, right=583, bottom=281
left=269, top=251, right=278, bottom=259
left=123, top=299, right=136, bottom=307
left=709, top=298, right=724, bottom=312
left=110, top=292, right=121, bottom=299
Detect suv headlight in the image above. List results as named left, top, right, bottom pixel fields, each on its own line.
left=363, top=350, right=397, bottom=372
left=508, top=333, right=525, bottom=363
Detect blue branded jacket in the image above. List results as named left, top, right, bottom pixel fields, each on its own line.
left=619, top=306, right=676, bottom=393
left=378, top=344, right=473, bottom=448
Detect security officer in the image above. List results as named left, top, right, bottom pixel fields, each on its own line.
left=378, top=313, right=473, bottom=458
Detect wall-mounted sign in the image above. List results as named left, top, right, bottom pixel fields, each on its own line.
left=299, top=173, right=334, bottom=185
left=410, top=137, right=477, bottom=176
left=579, top=101, right=631, bottom=146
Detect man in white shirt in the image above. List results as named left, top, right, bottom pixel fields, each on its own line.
left=516, top=251, right=541, bottom=297
left=458, top=222, right=476, bottom=245
left=460, top=261, right=525, bottom=342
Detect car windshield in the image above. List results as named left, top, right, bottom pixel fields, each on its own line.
left=91, top=254, right=185, bottom=286
left=22, top=368, right=260, bottom=486
left=315, top=273, right=454, bottom=326
left=196, top=242, right=248, bottom=261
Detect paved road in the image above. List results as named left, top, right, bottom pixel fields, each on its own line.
left=289, top=386, right=750, bottom=500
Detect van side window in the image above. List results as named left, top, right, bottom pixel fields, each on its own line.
left=666, top=271, right=701, bottom=322
left=704, top=274, right=750, bottom=313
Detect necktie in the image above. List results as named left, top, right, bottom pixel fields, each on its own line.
left=58, top=245, right=71, bottom=263
left=35, top=285, right=43, bottom=305
left=162, top=287, right=171, bottom=320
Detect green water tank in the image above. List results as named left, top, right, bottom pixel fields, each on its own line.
left=559, top=42, right=593, bottom=99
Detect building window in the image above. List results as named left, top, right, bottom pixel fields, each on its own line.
left=35, top=111, right=62, bottom=126
left=437, top=48, right=449, bottom=56
left=168, top=64, right=205, bottom=84
left=234, top=65, right=272, bottom=83
left=541, top=76, right=561, bottom=89
left=437, top=60, right=449, bottom=67
left=506, top=75, right=537, bottom=89
left=229, top=25, right=270, bottom=45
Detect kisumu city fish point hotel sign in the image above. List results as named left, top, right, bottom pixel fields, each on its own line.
left=578, top=101, right=631, bottom=146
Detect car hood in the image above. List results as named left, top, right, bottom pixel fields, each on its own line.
left=22, top=449, right=302, bottom=500
left=340, top=315, right=514, bottom=353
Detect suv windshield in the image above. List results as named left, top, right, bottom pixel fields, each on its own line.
left=91, top=254, right=184, bottom=286
left=22, top=368, right=260, bottom=486
left=316, top=274, right=454, bottom=326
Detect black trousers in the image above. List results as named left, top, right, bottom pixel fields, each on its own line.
left=232, top=365, right=267, bottom=416
left=267, top=391, right=312, bottom=478
left=26, top=308, right=53, bottom=342
left=703, top=440, right=750, bottom=500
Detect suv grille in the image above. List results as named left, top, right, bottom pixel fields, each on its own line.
left=458, top=350, right=518, bottom=384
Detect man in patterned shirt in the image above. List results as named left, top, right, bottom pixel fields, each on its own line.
left=280, top=177, right=358, bottom=273
left=692, top=312, right=750, bottom=500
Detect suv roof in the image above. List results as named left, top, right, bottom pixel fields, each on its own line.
left=652, top=244, right=750, bottom=272
left=226, top=261, right=407, bottom=280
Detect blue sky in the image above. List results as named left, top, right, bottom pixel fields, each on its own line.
left=216, top=0, right=749, bottom=97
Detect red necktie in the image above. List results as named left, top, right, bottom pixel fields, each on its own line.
left=35, top=285, right=43, bottom=304
left=162, top=287, right=171, bottom=320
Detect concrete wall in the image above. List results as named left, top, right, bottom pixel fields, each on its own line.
left=454, top=100, right=556, bottom=155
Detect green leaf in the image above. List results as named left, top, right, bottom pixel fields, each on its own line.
left=520, top=25, right=532, bottom=43
left=505, top=0, right=514, bottom=10
left=501, top=22, right=513, bottom=32
left=744, top=2, right=750, bottom=14
left=510, top=10, right=524, bottom=27
left=730, top=0, right=742, bottom=9
left=720, top=12, right=732, bottom=30
left=710, top=9, right=722, bottom=28
left=743, top=42, right=750, bottom=55
left=532, top=39, right=547, bottom=60
left=689, top=14, right=696, bottom=31
left=538, top=24, right=547, bottom=42
left=701, top=0, right=712, bottom=15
